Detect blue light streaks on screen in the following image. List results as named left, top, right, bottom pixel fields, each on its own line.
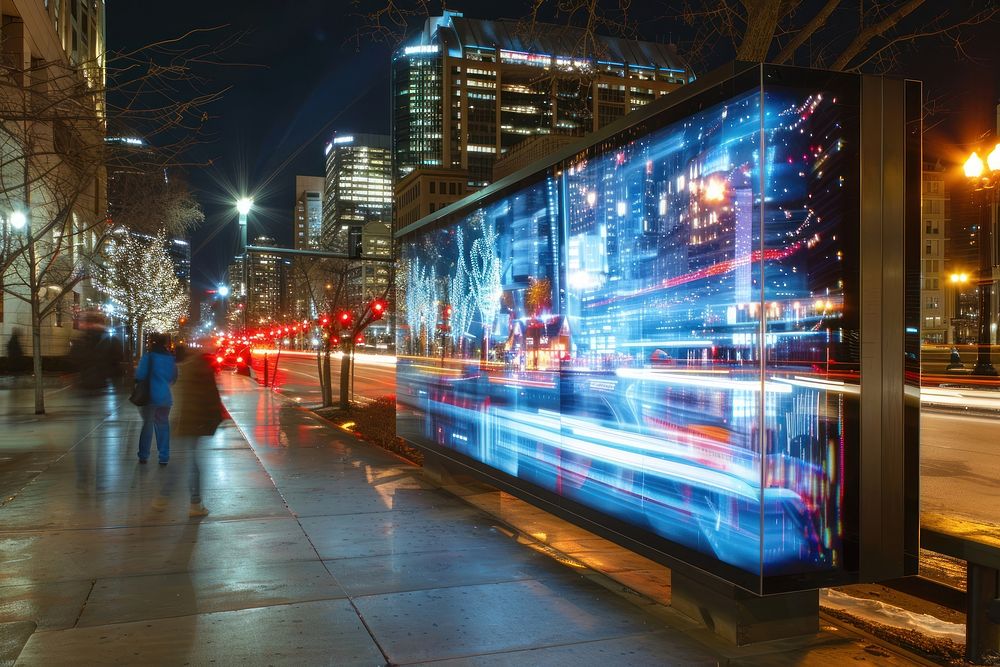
left=398, top=87, right=853, bottom=580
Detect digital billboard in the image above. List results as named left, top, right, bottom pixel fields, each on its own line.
left=396, top=63, right=918, bottom=594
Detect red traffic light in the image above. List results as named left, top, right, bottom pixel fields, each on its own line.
left=320, top=315, right=330, bottom=326
left=370, top=298, right=386, bottom=320
left=337, top=310, right=353, bottom=327
left=443, top=304, right=453, bottom=319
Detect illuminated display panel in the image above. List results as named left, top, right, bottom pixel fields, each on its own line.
left=398, top=67, right=871, bottom=593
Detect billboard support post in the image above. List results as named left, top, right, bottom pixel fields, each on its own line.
left=671, top=570, right=818, bottom=645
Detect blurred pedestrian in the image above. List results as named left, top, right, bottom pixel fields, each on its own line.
left=154, top=344, right=225, bottom=516
left=6, top=329, right=24, bottom=373
left=135, top=332, right=177, bottom=465
left=71, top=313, right=115, bottom=393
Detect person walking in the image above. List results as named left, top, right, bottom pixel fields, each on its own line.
left=155, top=344, right=226, bottom=516
left=135, top=332, right=177, bottom=465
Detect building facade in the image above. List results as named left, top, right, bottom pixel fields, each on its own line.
left=290, top=175, right=324, bottom=318
left=246, top=235, right=286, bottom=326
left=348, top=220, right=392, bottom=341
left=393, top=167, right=469, bottom=235
left=921, top=161, right=949, bottom=343
left=1, top=0, right=106, bottom=357
left=322, top=133, right=392, bottom=253
left=293, top=175, right=324, bottom=250
left=391, top=11, right=691, bottom=187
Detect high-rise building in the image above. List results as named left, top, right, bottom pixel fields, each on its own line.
left=391, top=11, right=691, bottom=186
left=348, top=221, right=393, bottom=340
left=290, top=175, right=324, bottom=319
left=293, top=175, right=324, bottom=249
left=322, top=133, right=392, bottom=253
left=921, top=161, right=949, bottom=344
left=246, top=236, right=286, bottom=325
left=199, top=300, right=215, bottom=330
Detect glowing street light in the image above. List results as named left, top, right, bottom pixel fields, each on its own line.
left=8, top=209, right=27, bottom=231
left=235, top=196, right=253, bottom=332
left=962, top=142, right=1000, bottom=376
left=217, top=284, right=230, bottom=298
left=236, top=197, right=253, bottom=218
left=964, top=152, right=984, bottom=179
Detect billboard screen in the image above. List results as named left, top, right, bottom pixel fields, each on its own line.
left=398, top=64, right=912, bottom=593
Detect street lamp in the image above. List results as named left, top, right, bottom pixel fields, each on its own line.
left=9, top=209, right=28, bottom=231
left=963, top=143, right=1000, bottom=376
left=235, top=197, right=253, bottom=333
left=949, top=272, right=970, bottom=345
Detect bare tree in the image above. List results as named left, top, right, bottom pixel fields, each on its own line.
left=352, top=1, right=997, bottom=75
left=292, top=255, right=393, bottom=409
left=1, top=30, right=229, bottom=414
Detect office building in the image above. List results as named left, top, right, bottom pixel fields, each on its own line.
left=393, top=167, right=469, bottom=235
left=246, top=236, right=286, bottom=325
left=391, top=11, right=691, bottom=187
left=293, top=175, right=324, bottom=250
left=322, top=133, right=392, bottom=253
left=921, top=161, right=950, bottom=344
left=290, top=175, right=324, bottom=318
left=348, top=221, right=392, bottom=340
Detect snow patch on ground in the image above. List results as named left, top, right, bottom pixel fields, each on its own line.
left=821, top=588, right=965, bottom=643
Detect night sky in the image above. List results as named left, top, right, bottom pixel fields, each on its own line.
left=106, top=1, right=998, bottom=304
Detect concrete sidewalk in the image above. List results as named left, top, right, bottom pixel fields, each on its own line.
left=1, top=374, right=924, bottom=665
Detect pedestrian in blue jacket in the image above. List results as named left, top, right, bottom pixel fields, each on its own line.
left=135, top=332, right=177, bottom=464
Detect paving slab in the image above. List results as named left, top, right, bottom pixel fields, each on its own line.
left=409, top=630, right=717, bottom=666
left=300, top=507, right=510, bottom=560
left=0, top=517, right=316, bottom=586
left=323, top=544, right=579, bottom=598
left=0, top=621, right=35, bottom=667
left=0, top=581, right=92, bottom=630
left=77, top=560, right=346, bottom=627
left=16, top=599, right=386, bottom=666
left=352, top=578, right=697, bottom=665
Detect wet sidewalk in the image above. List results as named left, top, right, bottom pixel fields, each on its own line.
left=1, top=375, right=925, bottom=665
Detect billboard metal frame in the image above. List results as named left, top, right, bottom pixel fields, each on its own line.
left=396, top=61, right=920, bottom=596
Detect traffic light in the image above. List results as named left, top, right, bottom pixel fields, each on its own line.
left=320, top=315, right=330, bottom=326
left=370, top=298, right=386, bottom=320
left=443, top=303, right=453, bottom=319
left=337, top=310, right=353, bottom=328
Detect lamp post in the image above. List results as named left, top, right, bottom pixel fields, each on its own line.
left=217, top=284, right=230, bottom=329
left=236, top=197, right=253, bottom=334
left=963, top=144, right=1000, bottom=377
left=948, top=271, right=970, bottom=345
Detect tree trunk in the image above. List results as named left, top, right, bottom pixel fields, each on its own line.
left=339, top=345, right=352, bottom=410
left=321, top=348, right=333, bottom=407
left=735, top=0, right=786, bottom=62
left=135, top=319, right=145, bottom=360
left=30, top=292, right=45, bottom=415
left=27, top=238, right=45, bottom=415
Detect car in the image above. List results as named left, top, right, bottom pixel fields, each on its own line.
left=212, top=346, right=251, bottom=373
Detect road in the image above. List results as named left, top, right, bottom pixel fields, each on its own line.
left=249, top=349, right=396, bottom=404
left=251, top=350, right=998, bottom=535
